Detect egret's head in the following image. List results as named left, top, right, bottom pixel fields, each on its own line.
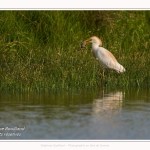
left=81, top=36, right=102, bottom=48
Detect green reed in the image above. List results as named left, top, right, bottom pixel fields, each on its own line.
left=0, top=11, right=150, bottom=92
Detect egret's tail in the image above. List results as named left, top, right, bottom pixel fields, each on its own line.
left=116, top=64, right=125, bottom=73
left=118, top=64, right=125, bottom=73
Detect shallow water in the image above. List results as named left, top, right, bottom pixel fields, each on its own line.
left=0, top=88, right=150, bottom=140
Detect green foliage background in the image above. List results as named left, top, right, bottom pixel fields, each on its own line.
left=0, top=11, right=150, bottom=92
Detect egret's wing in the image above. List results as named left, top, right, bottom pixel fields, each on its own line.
left=96, top=47, right=119, bottom=70
left=96, top=47, right=125, bottom=73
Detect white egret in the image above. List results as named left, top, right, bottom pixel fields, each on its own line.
left=81, top=36, right=125, bottom=78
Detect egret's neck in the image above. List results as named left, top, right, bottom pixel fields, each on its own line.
left=92, top=43, right=99, bottom=51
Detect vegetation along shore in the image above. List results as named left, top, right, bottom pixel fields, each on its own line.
left=0, top=11, right=150, bottom=92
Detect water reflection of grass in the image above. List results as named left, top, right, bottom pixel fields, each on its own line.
left=0, top=11, right=150, bottom=92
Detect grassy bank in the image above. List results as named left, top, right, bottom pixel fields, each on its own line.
left=0, top=11, right=150, bottom=92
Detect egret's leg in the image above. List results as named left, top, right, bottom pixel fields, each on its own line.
left=102, top=68, right=105, bottom=80
left=99, top=68, right=105, bottom=80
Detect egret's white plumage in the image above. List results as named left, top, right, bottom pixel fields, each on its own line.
left=83, top=36, right=125, bottom=73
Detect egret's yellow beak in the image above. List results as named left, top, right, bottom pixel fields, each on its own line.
left=84, top=38, right=91, bottom=44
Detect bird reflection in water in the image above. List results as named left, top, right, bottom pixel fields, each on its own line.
left=92, top=90, right=124, bottom=115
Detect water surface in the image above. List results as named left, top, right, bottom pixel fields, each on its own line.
left=0, top=88, right=150, bottom=139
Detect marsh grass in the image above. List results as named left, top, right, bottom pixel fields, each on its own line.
left=0, top=11, right=150, bottom=92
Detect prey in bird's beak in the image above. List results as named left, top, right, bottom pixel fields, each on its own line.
left=80, top=38, right=91, bottom=48
left=80, top=41, right=86, bottom=48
